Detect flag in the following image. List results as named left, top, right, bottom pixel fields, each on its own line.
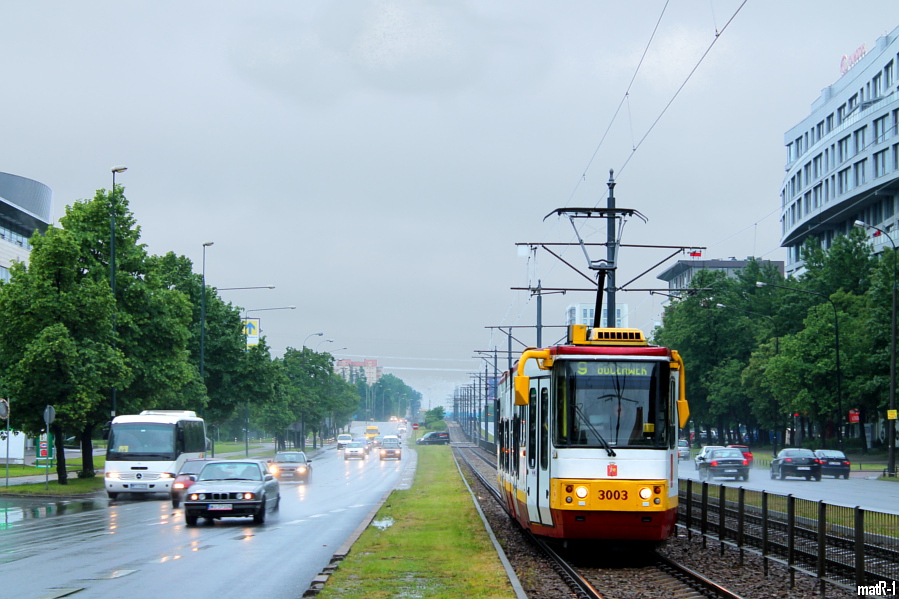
left=873, top=229, right=883, bottom=237
left=689, top=251, right=702, bottom=257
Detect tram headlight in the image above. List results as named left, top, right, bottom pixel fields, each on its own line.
left=638, top=487, right=652, bottom=500
left=575, top=486, right=588, bottom=499
left=654, top=498, right=661, bottom=505
left=565, top=496, right=573, bottom=503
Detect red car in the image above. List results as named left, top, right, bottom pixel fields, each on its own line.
left=726, top=445, right=753, bottom=464
left=171, top=458, right=220, bottom=508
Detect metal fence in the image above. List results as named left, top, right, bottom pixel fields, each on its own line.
left=678, top=479, right=899, bottom=593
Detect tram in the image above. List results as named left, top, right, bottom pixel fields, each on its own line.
left=496, top=324, right=689, bottom=542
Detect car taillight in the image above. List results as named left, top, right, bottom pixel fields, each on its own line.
left=742, top=460, right=748, bottom=466
left=814, top=459, right=822, bottom=464
left=784, top=458, right=792, bottom=462
left=844, top=461, right=851, bottom=466
left=710, top=460, right=719, bottom=467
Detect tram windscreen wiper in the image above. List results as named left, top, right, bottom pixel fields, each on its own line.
left=574, top=404, right=616, bottom=457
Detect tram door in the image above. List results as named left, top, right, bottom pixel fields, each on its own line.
left=525, top=378, right=552, bottom=526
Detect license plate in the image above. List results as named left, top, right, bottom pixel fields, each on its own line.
left=798, top=467, right=810, bottom=470
left=830, top=461, right=841, bottom=465
left=208, top=504, right=232, bottom=510
left=131, top=483, right=148, bottom=489
left=724, top=469, right=737, bottom=473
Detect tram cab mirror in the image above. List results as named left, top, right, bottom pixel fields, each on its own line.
left=514, top=377, right=530, bottom=406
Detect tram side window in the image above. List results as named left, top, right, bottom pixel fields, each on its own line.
left=528, top=387, right=537, bottom=469
left=540, top=387, right=549, bottom=470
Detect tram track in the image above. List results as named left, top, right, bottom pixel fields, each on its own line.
left=453, top=441, right=746, bottom=599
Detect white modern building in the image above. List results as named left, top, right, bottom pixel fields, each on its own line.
left=656, top=257, right=784, bottom=294
left=564, top=302, right=629, bottom=328
left=334, top=358, right=383, bottom=384
left=782, top=25, right=899, bottom=275
left=0, top=172, right=52, bottom=281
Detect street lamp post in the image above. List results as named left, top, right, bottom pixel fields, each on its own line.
left=854, top=220, right=897, bottom=475
left=756, top=281, right=844, bottom=450
left=303, top=332, right=323, bottom=348
left=315, top=339, right=334, bottom=352
left=110, top=166, right=127, bottom=417
left=199, top=242, right=214, bottom=384
left=243, top=306, right=296, bottom=456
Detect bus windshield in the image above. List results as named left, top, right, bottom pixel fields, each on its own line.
left=106, top=423, right=177, bottom=461
left=554, top=360, right=670, bottom=449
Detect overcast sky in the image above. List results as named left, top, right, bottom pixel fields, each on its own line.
left=2, top=2, right=896, bottom=409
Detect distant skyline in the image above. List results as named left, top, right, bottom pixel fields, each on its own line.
left=1, top=1, right=895, bottom=408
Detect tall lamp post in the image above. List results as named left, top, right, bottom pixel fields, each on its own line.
left=316, top=338, right=334, bottom=352
left=756, top=281, right=844, bottom=450
left=854, top=220, right=897, bottom=475
left=303, top=332, right=323, bottom=348
left=199, top=242, right=214, bottom=385
left=110, top=166, right=127, bottom=417
left=243, top=306, right=297, bottom=456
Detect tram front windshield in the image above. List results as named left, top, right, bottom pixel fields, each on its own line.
left=554, top=360, right=670, bottom=449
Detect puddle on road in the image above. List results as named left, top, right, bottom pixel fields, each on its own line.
left=371, top=516, right=394, bottom=530
left=0, top=496, right=106, bottom=524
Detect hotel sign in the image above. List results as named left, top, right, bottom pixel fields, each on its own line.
left=840, top=43, right=866, bottom=75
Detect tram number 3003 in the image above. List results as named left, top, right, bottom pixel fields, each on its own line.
left=597, top=490, right=628, bottom=500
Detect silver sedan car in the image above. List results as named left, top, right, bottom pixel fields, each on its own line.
left=183, top=459, right=280, bottom=526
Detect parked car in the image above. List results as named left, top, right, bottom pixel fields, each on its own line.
left=814, top=449, right=851, bottom=479
left=268, top=451, right=312, bottom=483
left=183, top=459, right=280, bottom=526
left=770, top=448, right=822, bottom=481
left=380, top=439, right=402, bottom=460
left=726, top=444, right=754, bottom=464
left=677, top=439, right=690, bottom=461
left=337, top=434, right=353, bottom=449
left=416, top=431, right=450, bottom=445
left=171, top=458, right=220, bottom=508
left=344, top=441, right=366, bottom=460
left=696, top=448, right=750, bottom=481
left=693, top=445, right=723, bottom=469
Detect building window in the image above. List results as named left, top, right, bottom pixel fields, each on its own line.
left=849, top=93, right=858, bottom=113
left=827, top=114, right=834, bottom=132
left=838, top=103, right=847, bottom=123
left=854, top=159, right=867, bottom=186
left=873, top=72, right=883, bottom=98
left=854, top=127, right=867, bottom=155
left=886, top=61, right=894, bottom=89
left=875, top=150, right=889, bottom=178
left=838, top=168, right=851, bottom=194
left=838, top=136, right=850, bottom=163
left=875, top=116, right=888, bottom=143
left=813, top=154, right=823, bottom=178
left=813, top=184, right=822, bottom=209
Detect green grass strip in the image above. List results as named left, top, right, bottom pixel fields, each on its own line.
left=318, top=445, right=517, bottom=599
left=1, top=476, right=105, bottom=495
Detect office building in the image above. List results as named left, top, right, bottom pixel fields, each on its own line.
left=565, top=302, right=629, bottom=328
left=0, top=172, right=52, bottom=281
left=782, top=26, right=899, bottom=275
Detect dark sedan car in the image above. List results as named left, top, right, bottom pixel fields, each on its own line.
left=379, top=439, right=402, bottom=460
left=770, top=448, right=822, bottom=481
left=183, top=460, right=280, bottom=526
left=268, top=451, right=312, bottom=482
left=814, top=449, right=851, bottom=479
left=695, top=448, right=750, bottom=481
left=416, top=431, right=450, bottom=445
left=171, top=458, right=221, bottom=508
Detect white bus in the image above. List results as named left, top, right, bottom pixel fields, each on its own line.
left=104, top=410, right=206, bottom=499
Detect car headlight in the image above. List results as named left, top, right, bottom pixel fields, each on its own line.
left=269, top=465, right=279, bottom=473
left=106, top=472, right=120, bottom=479
left=189, top=493, right=199, bottom=501
left=242, top=493, right=255, bottom=500
left=297, top=466, right=307, bottom=473
left=198, top=493, right=206, bottom=500
left=159, top=472, right=173, bottom=479
left=173, top=482, right=186, bottom=490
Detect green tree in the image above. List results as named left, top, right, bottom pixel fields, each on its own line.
left=0, top=227, right=128, bottom=482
